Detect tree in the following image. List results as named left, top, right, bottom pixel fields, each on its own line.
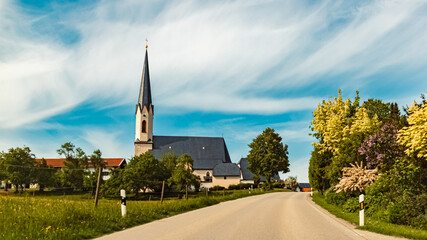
left=57, top=142, right=88, bottom=190
left=362, top=99, right=391, bottom=123
left=35, top=158, right=56, bottom=191
left=284, top=176, right=298, bottom=191
left=124, top=151, right=168, bottom=194
left=101, top=167, right=127, bottom=197
left=2, top=147, right=37, bottom=192
left=170, top=154, right=200, bottom=199
left=310, top=90, right=381, bottom=185
left=247, top=128, right=289, bottom=190
left=308, top=146, right=332, bottom=194
left=85, top=149, right=106, bottom=195
left=359, top=123, right=403, bottom=171
left=398, top=100, right=427, bottom=159
left=160, top=152, right=178, bottom=191
left=0, top=152, right=9, bottom=190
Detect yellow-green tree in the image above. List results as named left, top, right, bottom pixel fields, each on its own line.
left=398, top=101, right=427, bottom=159
left=310, top=90, right=381, bottom=185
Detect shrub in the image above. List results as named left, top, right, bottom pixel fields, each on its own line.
left=227, top=183, right=253, bottom=190
left=343, top=197, right=359, bottom=213
left=227, top=184, right=239, bottom=190
left=272, top=181, right=284, bottom=189
left=325, top=188, right=347, bottom=206
left=210, top=185, right=225, bottom=191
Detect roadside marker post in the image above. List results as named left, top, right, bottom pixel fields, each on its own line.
left=120, top=189, right=127, bottom=217
left=310, top=188, right=313, bottom=197
left=359, top=194, right=364, bottom=226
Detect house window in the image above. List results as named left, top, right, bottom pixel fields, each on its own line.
left=142, top=120, right=147, bottom=133
left=224, top=176, right=227, bottom=180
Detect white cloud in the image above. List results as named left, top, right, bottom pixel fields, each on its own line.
left=1, top=0, right=427, bottom=130
left=83, top=129, right=133, bottom=158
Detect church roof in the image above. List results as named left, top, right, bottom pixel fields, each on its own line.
left=152, top=136, right=231, bottom=169
left=238, top=158, right=254, bottom=180
left=213, top=163, right=241, bottom=176
left=137, top=49, right=153, bottom=112
left=238, top=158, right=281, bottom=181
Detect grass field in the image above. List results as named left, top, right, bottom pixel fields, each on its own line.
left=0, top=189, right=279, bottom=239
left=312, top=193, right=427, bottom=240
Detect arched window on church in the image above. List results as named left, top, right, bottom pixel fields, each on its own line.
left=206, top=171, right=210, bottom=177
left=142, top=120, right=147, bottom=133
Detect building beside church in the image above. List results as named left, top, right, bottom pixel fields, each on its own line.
left=134, top=46, right=243, bottom=188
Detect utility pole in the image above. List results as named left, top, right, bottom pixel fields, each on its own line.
left=94, top=167, right=102, bottom=207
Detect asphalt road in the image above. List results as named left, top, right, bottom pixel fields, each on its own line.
left=96, top=192, right=404, bottom=240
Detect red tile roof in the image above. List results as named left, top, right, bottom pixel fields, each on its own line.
left=36, top=158, right=126, bottom=168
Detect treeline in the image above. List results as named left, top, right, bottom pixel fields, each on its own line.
left=0, top=143, right=107, bottom=192
left=0, top=143, right=200, bottom=198
left=309, top=90, right=426, bottom=229
left=102, top=151, right=199, bottom=198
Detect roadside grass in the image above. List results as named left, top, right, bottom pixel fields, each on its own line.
left=312, top=193, right=427, bottom=240
left=0, top=189, right=284, bottom=239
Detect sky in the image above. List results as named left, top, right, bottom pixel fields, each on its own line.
left=1, top=0, right=427, bottom=182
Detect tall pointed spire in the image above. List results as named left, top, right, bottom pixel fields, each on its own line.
left=138, top=46, right=152, bottom=112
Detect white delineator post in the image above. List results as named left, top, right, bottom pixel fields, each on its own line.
left=310, top=188, right=313, bottom=197
left=359, top=194, right=364, bottom=226
left=121, top=189, right=127, bottom=217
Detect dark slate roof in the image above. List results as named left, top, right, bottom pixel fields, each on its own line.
left=238, top=158, right=281, bottom=181
left=299, top=183, right=311, bottom=188
left=138, top=49, right=153, bottom=112
left=239, top=158, right=253, bottom=180
left=152, top=136, right=231, bottom=169
left=213, top=163, right=240, bottom=176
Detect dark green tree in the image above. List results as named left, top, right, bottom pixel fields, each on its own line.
left=362, top=99, right=391, bottom=122
left=85, top=149, right=106, bottom=194
left=124, top=151, right=168, bottom=194
left=170, top=154, right=200, bottom=199
left=160, top=152, right=178, bottom=191
left=2, top=147, right=37, bottom=192
left=35, top=158, right=56, bottom=191
left=308, top=146, right=332, bottom=194
left=101, top=167, right=127, bottom=197
left=57, top=142, right=88, bottom=190
left=0, top=151, right=9, bottom=190
left=247, top=128, right=290, bottom=190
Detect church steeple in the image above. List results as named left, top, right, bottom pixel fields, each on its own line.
left=137, top=48, right=153, bottom=112
left=135, top=44, right=154, bottom=156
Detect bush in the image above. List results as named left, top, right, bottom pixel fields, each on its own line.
left=387, top=202, right=405, bottom=224
left=325, top=188, right=347, bottom=206
left=272, top=181, right=284, bottom=189
left=343, top=197, right=359, bottom=213
left=227, top=183, right=253, bottom=190
left=210, top=185, right=225, bottom=191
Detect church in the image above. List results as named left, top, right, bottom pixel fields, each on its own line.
left=134, top=45, right=243, bottom=188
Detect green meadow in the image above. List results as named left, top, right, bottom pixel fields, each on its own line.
left=0, top=189, right=279, bottom=240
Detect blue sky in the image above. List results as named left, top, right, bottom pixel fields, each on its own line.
left=1, top=0, right=427, bottom=182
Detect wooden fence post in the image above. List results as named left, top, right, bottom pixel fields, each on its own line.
left=160, top=180, right=165, bottom=204
left=94, top=167, right=102, bottom=207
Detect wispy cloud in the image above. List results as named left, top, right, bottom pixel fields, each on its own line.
left=3, top=0, right=427, bottom=130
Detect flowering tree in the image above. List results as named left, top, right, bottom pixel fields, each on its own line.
left=359, top=123, right=403, bottom=171
left=398, top=101, right=427, bottom=159
left=284, top=176, right=298, bottom=191
left=334, top=162, right=380, bottom=194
